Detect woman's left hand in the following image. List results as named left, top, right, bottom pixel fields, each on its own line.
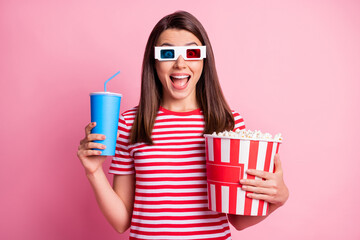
left=239, top=154, right=289, bottom=209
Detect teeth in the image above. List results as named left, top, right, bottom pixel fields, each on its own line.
left=171, top=75, right=189, bottom=79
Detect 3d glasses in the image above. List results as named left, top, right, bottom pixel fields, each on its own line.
left=155, top=46, right=206, bottom=61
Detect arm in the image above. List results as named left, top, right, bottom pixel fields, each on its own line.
left=228, top=154, right=289, bottom=230
left=78, top=122, right=135, bottom=233
left=87, top=169, right=135, bottom=233
left=227, top=202, right=280, bottom=230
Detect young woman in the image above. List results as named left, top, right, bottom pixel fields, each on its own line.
left=77, top=11, right=289, bottom=240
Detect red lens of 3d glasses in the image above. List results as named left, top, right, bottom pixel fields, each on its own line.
left=186, top=49, right=201, bottom=58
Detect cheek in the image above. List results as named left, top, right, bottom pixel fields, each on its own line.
left=190, top=62, right=204, bottom=77
left=155, top=62, right=171, bottom=80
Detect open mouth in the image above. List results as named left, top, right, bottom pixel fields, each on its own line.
left=170, top=75, right=191, bottom=90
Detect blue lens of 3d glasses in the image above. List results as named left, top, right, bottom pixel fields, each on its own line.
left=160, top=49, right=175, bottom=59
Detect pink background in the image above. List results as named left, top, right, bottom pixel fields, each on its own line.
left=1, top=0, right=359, bottom=239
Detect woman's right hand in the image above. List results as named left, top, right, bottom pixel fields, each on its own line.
left=77, top=122, right=107, bottom=175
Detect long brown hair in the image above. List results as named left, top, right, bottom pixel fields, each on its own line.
left=130, top=11, right=234, bottom=145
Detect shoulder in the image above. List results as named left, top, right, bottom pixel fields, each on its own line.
left=231, top=109, right=246, bottom=130
left=120, top=106, right=138, bottom=128
left=121, top=106, right=138, bottom=117
left=231, top=109, right=244, bottom=121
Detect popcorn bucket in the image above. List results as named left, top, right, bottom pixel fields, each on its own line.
left=204, top=134, right=281, bottom=216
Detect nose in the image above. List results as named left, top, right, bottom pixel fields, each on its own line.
left=173, top=55, right=186, bottom=69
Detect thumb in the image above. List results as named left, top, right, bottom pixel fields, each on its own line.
left=274, top=154, right=282, bottom=173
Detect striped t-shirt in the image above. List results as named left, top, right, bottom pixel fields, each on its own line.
left=109, top=106, right=245, bottom=240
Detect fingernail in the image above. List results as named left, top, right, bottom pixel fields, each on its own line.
left=98, top=151, right=102, bottom=154
left=240, top=179, right=245, bottom=184
left=247, top=169, right=253, bottom=174
left=102, top=145, right=106, bottom=149
left=102, top=136, right=106, bottom=140
left=242, top=185, right=247, bottom=189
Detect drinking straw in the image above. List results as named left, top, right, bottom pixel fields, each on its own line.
left=104, top=70, right=120, bottom=92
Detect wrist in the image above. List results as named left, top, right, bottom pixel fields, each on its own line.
left=268, top=203, right=280, bottom=214
left=268, top=199, right=286, bottom=213
left=85, top=166, right=104, bottom=180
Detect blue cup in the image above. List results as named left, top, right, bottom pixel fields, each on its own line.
left=90, top=92, right=122, bottom=156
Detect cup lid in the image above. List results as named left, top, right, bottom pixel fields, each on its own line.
left=90, top=92, right=122, bottom=97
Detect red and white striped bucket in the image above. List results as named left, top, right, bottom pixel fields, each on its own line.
left=204, top=135, right=281, bottom=216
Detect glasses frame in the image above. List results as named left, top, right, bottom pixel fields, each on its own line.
left=154, top=46, right=206, bottom=61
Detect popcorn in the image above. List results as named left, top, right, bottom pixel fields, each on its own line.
left=212, top=129, right=283, bottom=142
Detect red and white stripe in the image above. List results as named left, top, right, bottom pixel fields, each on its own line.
left=205, top=136, right=280, bottom=216
left=109, top=106, right=245, bottom=240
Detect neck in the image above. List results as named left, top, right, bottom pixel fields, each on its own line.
left=161, top=96, right=199, bottom=112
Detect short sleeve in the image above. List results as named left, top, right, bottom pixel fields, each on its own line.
left=232, top=110, right=246, bottom=131
left=108, top=113, right=135, bottom=175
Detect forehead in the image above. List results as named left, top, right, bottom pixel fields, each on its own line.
left=156, top=29, right=202, bottom=46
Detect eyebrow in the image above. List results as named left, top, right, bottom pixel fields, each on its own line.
left=160, top=42, right=199, bottom=46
